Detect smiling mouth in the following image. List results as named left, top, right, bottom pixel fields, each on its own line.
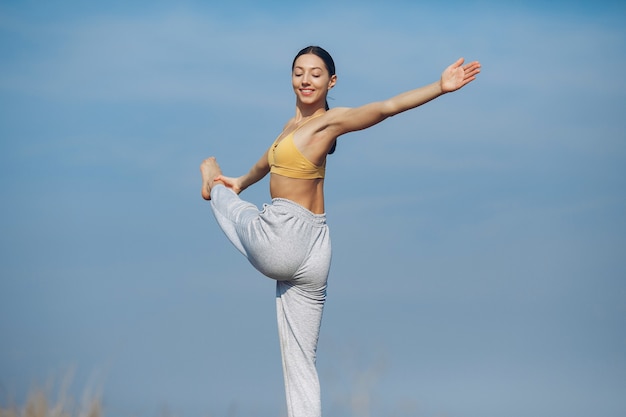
left=300, top=89, right=314, bottom=95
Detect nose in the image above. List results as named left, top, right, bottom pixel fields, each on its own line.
left=301, top=72, right=311, bottom=85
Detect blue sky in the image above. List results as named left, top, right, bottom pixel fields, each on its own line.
left=1, top=1, right=625, bottom=416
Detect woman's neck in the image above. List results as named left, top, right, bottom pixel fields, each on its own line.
left=294, top=105, right=326, bottom=121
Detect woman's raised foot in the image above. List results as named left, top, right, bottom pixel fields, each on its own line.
left=200, top=157, right=223, bottom=200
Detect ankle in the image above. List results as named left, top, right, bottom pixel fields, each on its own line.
left=212, top=178, right=226, bottom=188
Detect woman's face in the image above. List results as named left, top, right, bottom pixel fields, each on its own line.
left=292, top=53, right=336, bottom=107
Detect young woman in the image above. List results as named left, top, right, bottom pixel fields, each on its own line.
left=200, top=46, right=480, bottom=417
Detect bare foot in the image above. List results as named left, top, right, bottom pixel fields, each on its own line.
left=200, top=157, right=223, bottom=200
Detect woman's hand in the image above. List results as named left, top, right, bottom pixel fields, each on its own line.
left=440, top=58, right=481, bottom=93
left=214, top=175, right=244, bottom=194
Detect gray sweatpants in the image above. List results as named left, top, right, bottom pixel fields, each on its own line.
left=210, top=184, right=332, bottom=417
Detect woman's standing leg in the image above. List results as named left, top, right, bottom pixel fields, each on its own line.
left=277, top=283, right=325, bottom=417
left=272, top=209, right=331, bottom=417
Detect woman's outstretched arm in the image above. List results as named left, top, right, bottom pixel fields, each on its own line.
left=215, top=150, right=270, bottom=194
left=326, top=58, right=481, bottom=136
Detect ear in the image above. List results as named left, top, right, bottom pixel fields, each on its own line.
left=328, top=74, right=337, bottom=90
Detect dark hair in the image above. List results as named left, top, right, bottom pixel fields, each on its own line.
left=292, top=46, right=337, bottom=154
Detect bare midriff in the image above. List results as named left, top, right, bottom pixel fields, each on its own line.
left=269, top=174, right=325, bottom=214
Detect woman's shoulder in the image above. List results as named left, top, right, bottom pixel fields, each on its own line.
left=320, top=107, right=351, bottom=124
left=325, top=106, right=351, bottom=115
left=319, top=107, right=354, bottom=131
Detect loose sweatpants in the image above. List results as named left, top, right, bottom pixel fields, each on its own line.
left=210, top=184, right=332, bottom=417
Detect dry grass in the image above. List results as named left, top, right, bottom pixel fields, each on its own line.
left=0, top=385, right=102, bottom=417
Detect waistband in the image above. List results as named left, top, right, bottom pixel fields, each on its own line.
left=269, top=198, right=327, bottom=226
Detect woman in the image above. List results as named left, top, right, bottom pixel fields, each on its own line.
left=200, top=46, right=480, bottom=417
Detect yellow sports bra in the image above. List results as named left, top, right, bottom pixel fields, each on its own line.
left=268, top=118, right=326, bottom=180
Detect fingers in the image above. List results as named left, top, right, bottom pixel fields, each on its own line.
left=452, top=57, right=465, bottom=68
left=463, top=61, right=481, bottom=71
left=463, top=61, right=481, bottom=79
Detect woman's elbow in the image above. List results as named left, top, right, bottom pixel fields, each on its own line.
left=380, top=100, right=400, bottom=118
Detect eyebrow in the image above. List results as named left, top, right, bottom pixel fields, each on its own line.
left=294, top=66, right=323, bottom=71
